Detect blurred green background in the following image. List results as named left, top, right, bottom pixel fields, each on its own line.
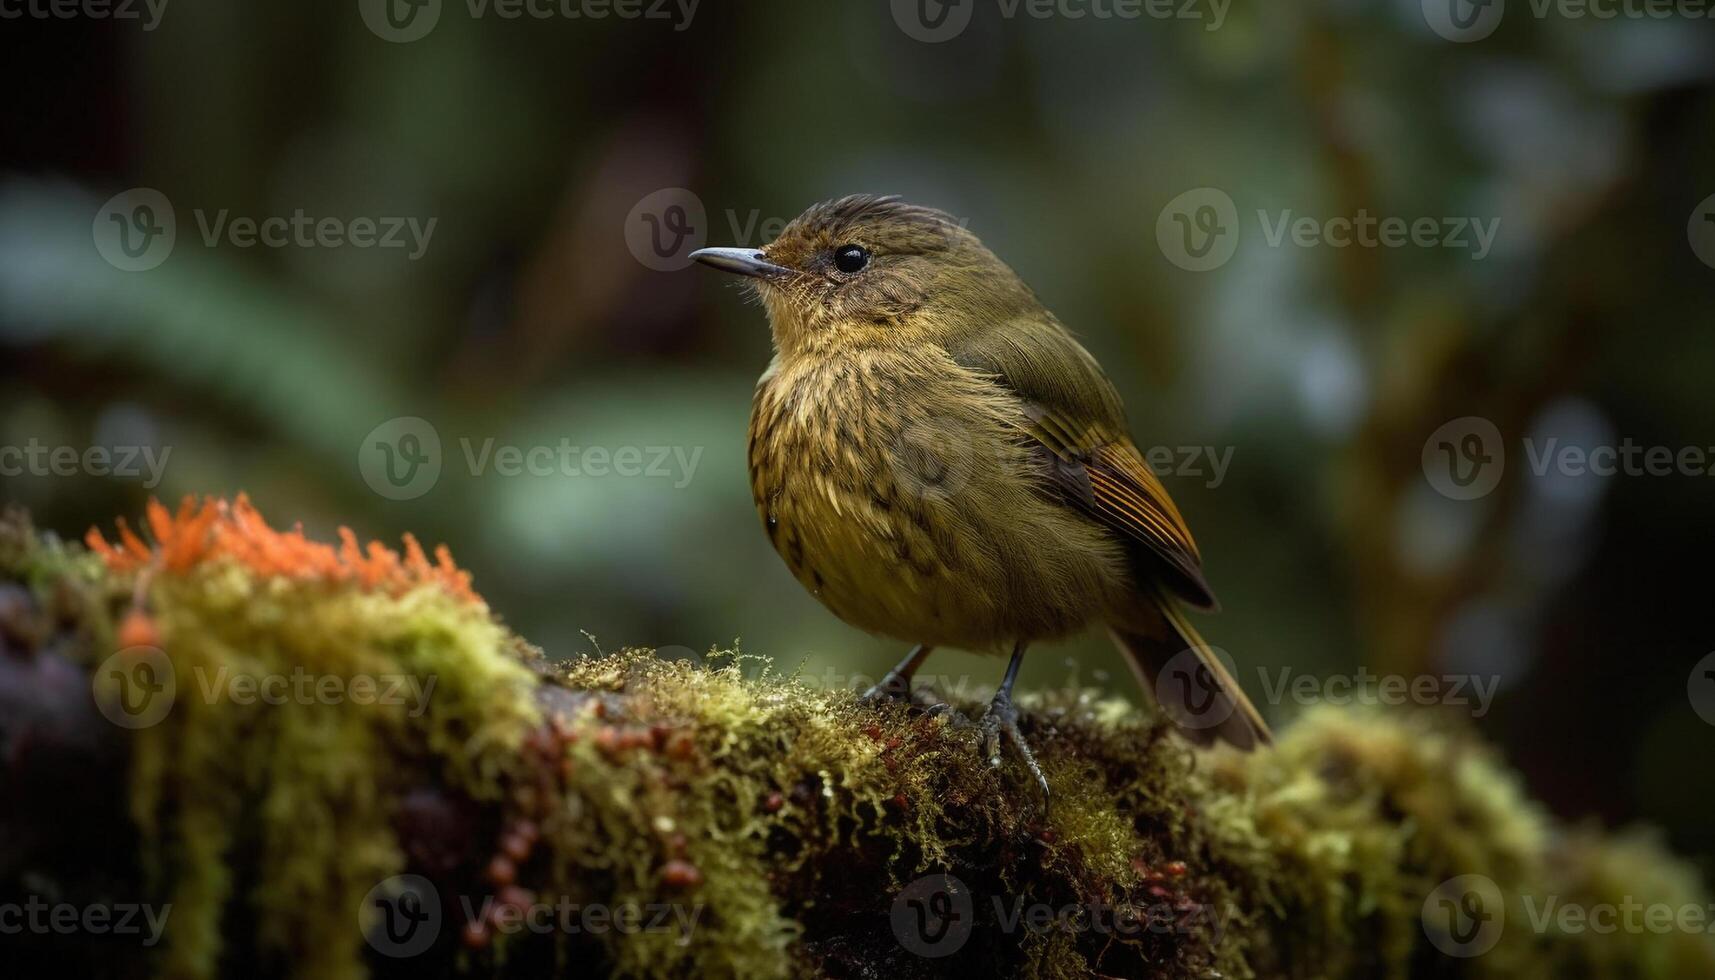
left=2, top=0, right=1713, bottom=866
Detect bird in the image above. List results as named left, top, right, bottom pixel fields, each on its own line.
left=690, top=195, right=1271, bottom=802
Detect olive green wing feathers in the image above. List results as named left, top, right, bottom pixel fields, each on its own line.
left=948, top=318, right=1218, bottom=610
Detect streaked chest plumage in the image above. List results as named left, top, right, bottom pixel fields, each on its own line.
left=745, top=347, right=1122, bottom=649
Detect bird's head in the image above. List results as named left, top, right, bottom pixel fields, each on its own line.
left=691, top=195, right=1037, bottom=356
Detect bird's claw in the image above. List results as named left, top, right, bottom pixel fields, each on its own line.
left=924, top=699, right=965, bottom=721
left=860, top=671, right=915, bottom=705
left=978, top=693, right=1051, bottom=818
left=863, top=675, right=962, bottom=717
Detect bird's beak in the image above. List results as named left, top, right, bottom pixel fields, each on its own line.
left=688, top=247, right=794, bottom=280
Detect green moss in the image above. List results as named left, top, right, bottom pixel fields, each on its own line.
left=7, top=518, right=543, bottom=980
left=3, top=509, right=1711, bottom=979
left=1543, top=829, right=1715, bottom=978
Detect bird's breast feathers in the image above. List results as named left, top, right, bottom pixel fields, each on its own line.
left=746, top=348, right=1127, bottom=647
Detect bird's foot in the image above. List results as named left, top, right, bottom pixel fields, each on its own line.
left=860, top=669, right=915, bottom=704
left=979, top=692, right=1050, bottom=817
left=861, top=673, right=961, bottom=715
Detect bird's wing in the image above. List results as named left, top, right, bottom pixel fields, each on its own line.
left=948, top=317, right=1218, bottom=610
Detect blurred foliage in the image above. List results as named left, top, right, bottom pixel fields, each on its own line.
left=1, top=0, right=1713, bottom=871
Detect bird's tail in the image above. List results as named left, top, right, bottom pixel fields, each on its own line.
left=1109, top=593, right=1272, bottom=751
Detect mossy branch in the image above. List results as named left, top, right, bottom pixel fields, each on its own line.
left=1, top=505, right=1711, bottom=979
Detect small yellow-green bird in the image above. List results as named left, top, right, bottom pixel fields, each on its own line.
left=692, top=195, right=1271, bottom=799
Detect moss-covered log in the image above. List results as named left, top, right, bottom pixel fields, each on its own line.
left=1, top=501, right=1711, bottom=979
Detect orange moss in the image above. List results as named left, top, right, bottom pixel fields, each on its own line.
left=86, top=494, right=481, bottom=604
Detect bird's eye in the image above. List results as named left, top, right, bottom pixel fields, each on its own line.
left=833, top=244, right=870, bottom=274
